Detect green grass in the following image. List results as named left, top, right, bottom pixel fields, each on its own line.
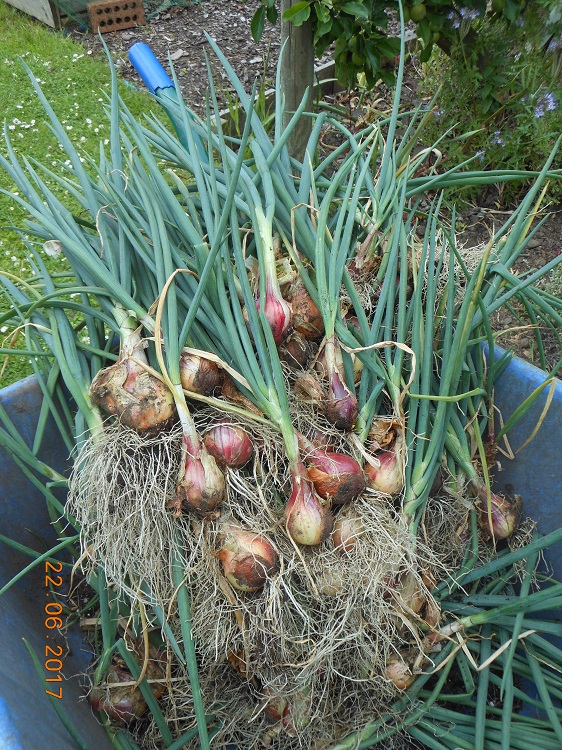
left=0, top=3, right=155, bottom=386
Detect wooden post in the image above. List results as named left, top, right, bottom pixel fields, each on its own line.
left=280, top=0, right=315, bottom=161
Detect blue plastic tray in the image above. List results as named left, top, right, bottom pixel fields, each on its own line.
left=0, top=354, right=561, bottom=749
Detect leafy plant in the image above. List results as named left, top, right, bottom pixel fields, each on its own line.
left=251, top=0, right=530, bottom=89
left=419, top=6, right=562, bottom=203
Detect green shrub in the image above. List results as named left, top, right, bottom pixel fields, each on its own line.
left=419, top=4, right=562, bottom=204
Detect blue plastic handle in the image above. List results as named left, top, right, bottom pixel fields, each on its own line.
left=128, top=42, right=174, bottom=94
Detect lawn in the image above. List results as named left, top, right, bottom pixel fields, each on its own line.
left=0, top=2, right=154, bottom=385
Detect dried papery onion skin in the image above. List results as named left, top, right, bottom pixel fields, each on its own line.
left=90, top=357, right=176, bottom=432
left=385, top=655, right=417, bottom=691
left=179, top=352, right=223, bottom=396
left=287, top=282, right=325, bottom=341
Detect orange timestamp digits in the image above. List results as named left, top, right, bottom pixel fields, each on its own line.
left=44, top=559, right=64, bottom=699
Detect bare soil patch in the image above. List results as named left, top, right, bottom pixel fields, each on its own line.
left=70, top=0, right=283, bottom=115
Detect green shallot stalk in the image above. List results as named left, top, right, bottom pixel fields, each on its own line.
left=221, top=159, right=334, bottom=546
left=255, top=226, right=293, bottom=345
left=444, top=417, right=522, bottom=542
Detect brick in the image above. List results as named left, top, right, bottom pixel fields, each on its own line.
left=87, top=0, right=146, bottom=33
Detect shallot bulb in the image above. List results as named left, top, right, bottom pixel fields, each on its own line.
left=174, top=435, right=225, bottom=517
left=89, top=665, right=148, bottom=724
left=317, top=567, right=347, bottom=596
left=344, top=313, right=361, bottom=334
left=474, top=485, right=521, bottom=541
left=285, top=462, right=334, bottom=546
left=321, top=336, right=358, bottom=431
left=332, top=513, right=365, bottom=554
left=261, top=686, right=311, bottom=737
left=217, top=525, right=278, bottom=592
left=256, top=289, right=293, bottom=344
left=385, top=654, right=416, bottom=691
left=204, top=419, right=253, bottom=469
left=394, top=571, right=425, bottom=616
left=262, top=690, right=289, bottom=725
left=88, top=645, right=165, bottom=725
left=364, top=447, right=403, bottom=495
left=179, top=352, right=223, bottom=396
left=364, top=428, right=405, bottom=496
left=306, top=450, right=366, bottom=505
left=90, top=356, right=176, bottom=432
left=325, top=369, right=359, bottom=431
